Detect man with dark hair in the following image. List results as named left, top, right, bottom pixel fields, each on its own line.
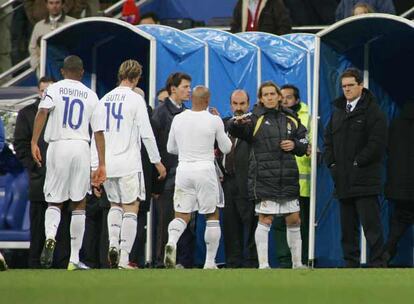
left=14, top=76, right=72, bottom=269
left=324, top=68, right=387, bottom=268
left=139, top=12, right=160, bottom=25
left=335, top=0, right=395, bottom=20
left=151, top=72, right=195, bottom=268
left=230, top=0, right=291, bottom=35
left=222, top=89, right=258, bottom=268
left=31, top=55, right=106, bottom=270
left=28, top=0, right=76, bottom=76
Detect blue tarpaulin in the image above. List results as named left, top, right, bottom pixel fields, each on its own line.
left=186, top=28, right=259, bottom=116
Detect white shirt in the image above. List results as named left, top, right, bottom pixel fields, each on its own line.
left=39, top=79, right=105, bottom=143
left=346, top=96, right=361, bottom=112
left=91, top=86, right=160, bottom=177
left=167, top=110, right=232, bottom=163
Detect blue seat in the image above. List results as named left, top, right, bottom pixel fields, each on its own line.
left=0, top=174, right=13, bottom=229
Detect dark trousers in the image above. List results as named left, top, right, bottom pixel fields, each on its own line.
left=154, top=189, right=196, bottom=268
left=29, top=201, right=70, bottom=268
left=81, top=194, right=110, bottom=268
left=222, top=177, right=257, bottom=268
left=339, top=196, right=384, bottom=267
left=383, top=200, right=414, bottom=263
left=273, top=197, right=310, bottom=267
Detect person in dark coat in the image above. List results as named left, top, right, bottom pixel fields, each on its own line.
left=324, top=68, right=387, bottom=268
left=13, top=76, right=71, bottom=268
left=283, top=0, right=338, bottom=25
left=230, top=0, right=291, bottom=35
left=382, top=102, right=414, bottom=264
left=228, top=81, right=308, bottom=269
left=151, top=72, right=195, bottom=268
left=221, top=90, right=257, bottom=268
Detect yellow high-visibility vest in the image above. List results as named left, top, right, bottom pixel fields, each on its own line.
left=295, top=102, right=311, bottom=198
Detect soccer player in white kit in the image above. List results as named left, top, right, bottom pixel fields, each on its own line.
left=92, top=60, right=166, bottom=269
left=31, top=55, right=106, bottom=270
left=164, top=86, right=232, bottom=269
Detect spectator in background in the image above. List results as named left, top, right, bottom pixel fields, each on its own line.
left=227, top=81, right=308, bottom=269
left=14, top=76, right=72, bottom=268
left=121, top=0, right=140, bottom=25
left=336, top=0, right=395, bottom=20
left=230, top=0, right=291, bottom=35
left=0, top=117, right=5, bottom=152
left=156, top=87, right=168, bottom=105
left=283, top=0, right=338, bottom=26
left=28, top=0, right=76, bottom=77
left=11, top=1, right=32, bottom=65
left=353, top=2, right=375, bottom=15
left=273, top=85, right=311, bottom=267
left=0, top=0, right=12, bottom=74
left=382, top=102, right=414, bottom=265
left=324, top=68, right=386, bottom=268
left=221, top=90, right=258, bottom=268
left=24, top=0, right=87, bottom=25
left=139, top=12, right=160, bottom=25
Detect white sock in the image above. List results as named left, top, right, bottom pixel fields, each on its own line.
left=287, top=224, right=303, bottom=267
left=255, top=222, right=271, bottom=268
left=69, top=210, right=86, bottom=264
left=107, top=206, right=123, bottom=249
left=45, top=206, right=61, bottom=240
left=167, top=218, right=187, bottom=247
left=204, top=220, right=221, bottom=266
left=119, top=212, right=137, bottom=266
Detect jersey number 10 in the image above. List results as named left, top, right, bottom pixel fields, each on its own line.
left=62, top=96, right=84, bottom=129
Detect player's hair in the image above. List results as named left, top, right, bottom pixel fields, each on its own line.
left=353, top=2, right=375, bottom=15
left=257, top=81, right=281, bottom=99
left=62, top=55, right=83, bottom=72
left=230, top=89, right=250, bottom=104
left=165, top=72, right=192, bottom=95
left=340, top=68, right=363, bottom=84
left=45, top=0, right=65, bottom=4
left=118, top=59, right=143, bottom=83
left=192, top=85, right=210, bottom=101
left=280, top=84, right=300, bottom=100
left=38, top=76, right=55, bottom=87
left=140, top=12, right=160, bottom=23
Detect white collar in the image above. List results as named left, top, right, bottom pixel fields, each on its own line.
left=169, top=97, right=182, bottom=109
left=346, top=96, right=361, bottom=112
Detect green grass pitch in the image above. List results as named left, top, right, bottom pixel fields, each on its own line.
left=1, top=269, right=413, bottom=304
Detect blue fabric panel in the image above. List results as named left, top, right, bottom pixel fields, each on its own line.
left=238, top=32, right=309, bottom=105
left=6, top=171, right=29, bottom=229
left=138, top=25, right=206, bottom=98
left=0, top=174, right=13, bottom=229
left=186, top=28, right=259, bottom=117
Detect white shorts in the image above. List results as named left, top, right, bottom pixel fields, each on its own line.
left=104, top=172, right=145, bottom=204
left=174, top=162, right=219, bottom=214
left=255, top=199, right=300, bottom=215
left=44, top=140, right=90, bottom=203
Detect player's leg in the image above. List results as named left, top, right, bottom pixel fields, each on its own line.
left=255, top=212, right=273, bottom=269
left=204, top=209, right=220, bottom=269
left=104, top=178, right=123, bottom=268
left=67, top=198, right=88, bottom=270
left=285, top=209, right=304, bottom=269
left=0, top=251, right=8, bottom=271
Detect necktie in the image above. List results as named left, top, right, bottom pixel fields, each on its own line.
left=346, top=103, right=352, bottom=113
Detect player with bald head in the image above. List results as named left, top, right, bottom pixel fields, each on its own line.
left=164, top=85, right=232, bottom=269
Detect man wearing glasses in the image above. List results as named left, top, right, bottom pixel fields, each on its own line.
left=324, top=68, right=387, bottom=268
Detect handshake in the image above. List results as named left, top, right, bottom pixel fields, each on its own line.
left=232, top=111, right=252, bottom=124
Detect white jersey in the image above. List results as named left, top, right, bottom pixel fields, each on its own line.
left=91, top=86, right=160, bottom=177
left=39, top=79, right=105, bottom=143
left=167, top=110, right=232, bottom=163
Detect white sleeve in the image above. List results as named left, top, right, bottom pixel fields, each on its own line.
left=90, top=97, right=106, bottom=132
left=167, top=118, right=178, bottom=155
left=38, top=87, right=55, bottom=110
left=215, top=116, right=232, bottom=154
left=136, top=99, right=161, bottom=164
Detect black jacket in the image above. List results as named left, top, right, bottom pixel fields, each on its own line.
left=324, top=89, right=387, bottom=199
left=385, top=102, right=414, bottom=201
left=230, top=0, right=291, bottom=35
left=13, top=99, right=48, bottom=201
left=151, top=98, right=185, bottom=193
left=221, top=117, right=250, bottom=199
left=228, top=105, right=308, bottom=202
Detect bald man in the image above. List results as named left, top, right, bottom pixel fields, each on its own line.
left=164, top=86, right=232, bottom=269
left=221, top=90, right=258, bottom=268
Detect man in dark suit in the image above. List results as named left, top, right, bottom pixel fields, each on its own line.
left=14, top=76, right=71, bottom=268
left=222, top=90, right=257, bottom=268
left=324, top=68, right=386, bottom=268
